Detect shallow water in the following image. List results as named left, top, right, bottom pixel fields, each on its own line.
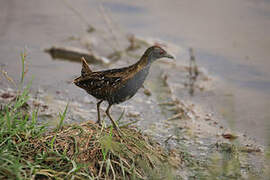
left=0, top=0, right=270, bottom=145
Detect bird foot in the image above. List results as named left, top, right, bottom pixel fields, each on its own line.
left=114, top=125, right=124, bottom=138
left=96, top=119, right=124, bottom=137
left=95, top=120, right=102, bottom=126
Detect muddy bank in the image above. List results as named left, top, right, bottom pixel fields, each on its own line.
left=0, top=78, right=267, bottom=179
left=0, top=37, right=267, bottom=178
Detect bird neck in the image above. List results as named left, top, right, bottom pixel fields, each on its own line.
left=131, top=56, right=149, bottom=74
left=135, top=53, right=152, bottom=67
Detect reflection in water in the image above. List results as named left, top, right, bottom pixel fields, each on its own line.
left=187, top=48, right=199, bottom=96
left=219, top=92, right=236, bottom=130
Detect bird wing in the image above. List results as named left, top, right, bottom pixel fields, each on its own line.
left=74, top=64, right=138, bottom=94
left=76, top=71, right=124, bottom=92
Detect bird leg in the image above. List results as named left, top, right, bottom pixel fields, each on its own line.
left=105, top=104, right=122, bottom=136
left=96, top=100, right=103, bottom=125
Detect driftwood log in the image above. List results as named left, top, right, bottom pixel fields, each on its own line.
left=45, top=46, right=110, bottom=64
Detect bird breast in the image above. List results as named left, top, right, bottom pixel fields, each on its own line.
left=107, top=65, right=150, bottom=104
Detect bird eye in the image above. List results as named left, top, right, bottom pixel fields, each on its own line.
left=159, top=50, right=165, bottom=55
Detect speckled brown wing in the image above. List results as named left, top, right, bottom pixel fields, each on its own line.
left=87, top=73, right=123, bottom=90
left=74, top=67, right=130, bottom=99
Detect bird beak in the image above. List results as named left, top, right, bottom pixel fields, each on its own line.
left=164, top=53, right=174, bottom=59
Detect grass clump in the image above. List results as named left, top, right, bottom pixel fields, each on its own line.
left=0, top=52, right=46, bottom=179
left=0, top=93, right=46, bottom=179
left=0, top=105, right=173, bottom=179
left=27, top=122, right=172, bottom=179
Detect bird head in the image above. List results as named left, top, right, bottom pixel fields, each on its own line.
left=143, top=45, right=174, bottom=64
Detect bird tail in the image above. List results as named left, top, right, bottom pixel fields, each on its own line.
left=81, top=57, right=92, bottom=77
left=73, top=76, right=81, bottom=86
left=73, top=57, right=92, bottom=86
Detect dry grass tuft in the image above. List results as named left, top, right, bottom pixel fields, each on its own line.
left=23, top=121, right=172, bottom=179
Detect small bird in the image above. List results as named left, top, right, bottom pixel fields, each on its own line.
left=74, top=46, right=174, bottom=133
